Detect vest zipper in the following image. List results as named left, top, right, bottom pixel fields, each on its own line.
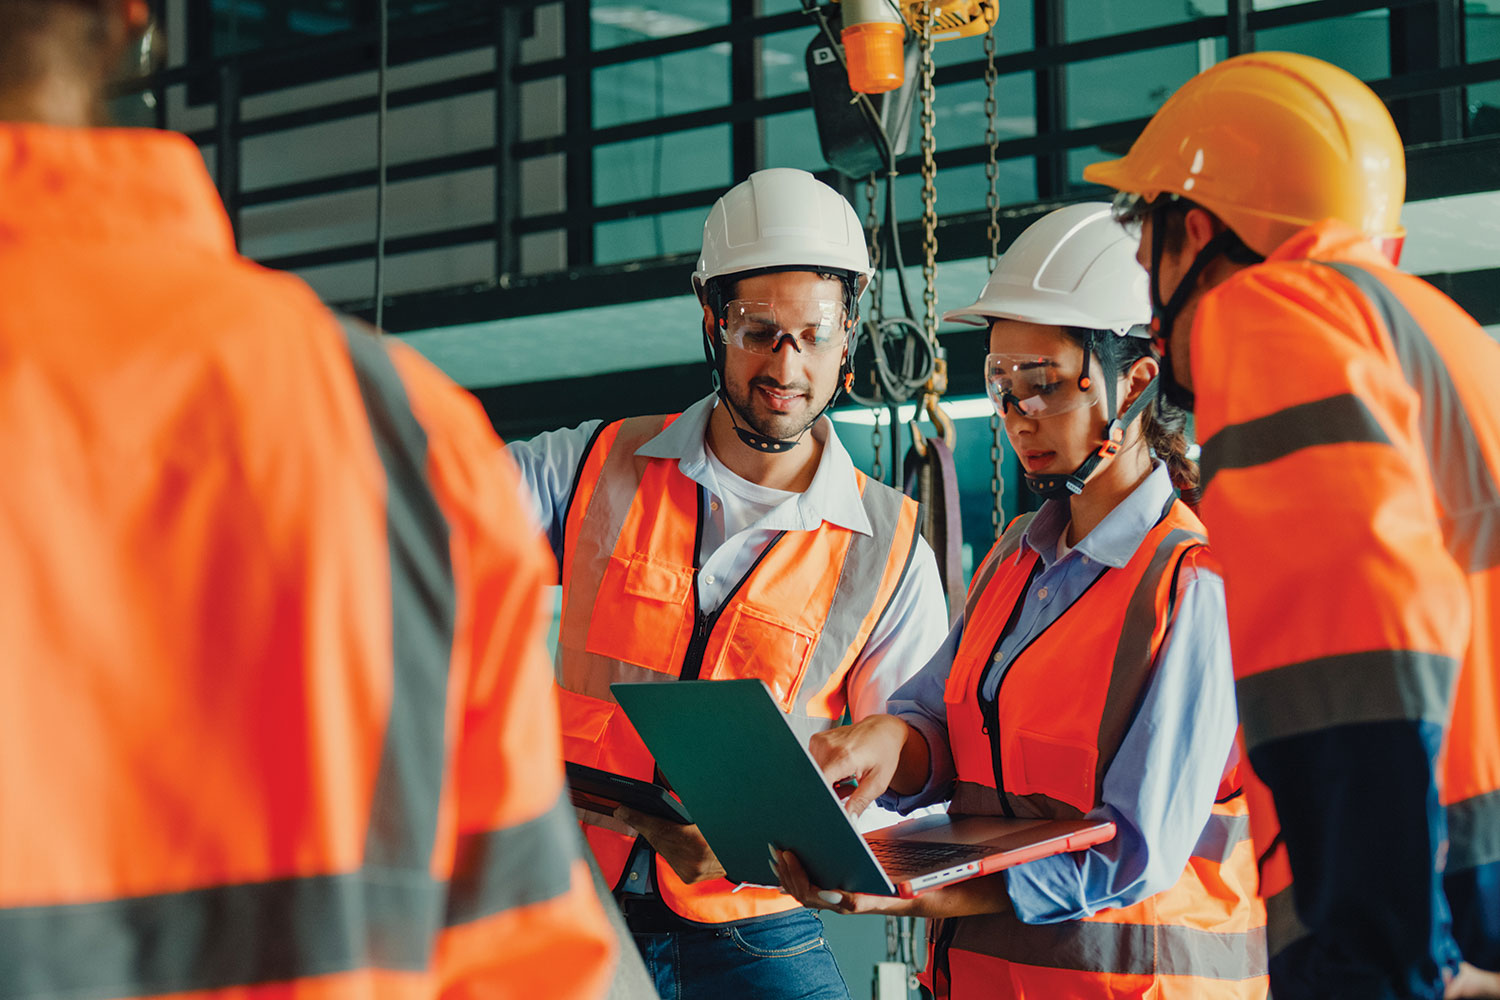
left=976, top=559, right=1043, bottom=819
left=974, top=501, right=1175, bottom=817
left=977, top=681, right=1016, bottom=819
left=677, top=484, right=788, bottom=682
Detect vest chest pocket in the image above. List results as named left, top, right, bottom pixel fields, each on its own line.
left=583, top=553, right=694, bottom=670
left=709, top=604, right=817, bottom=710
left=1010, top=728, right=1099, bottom=815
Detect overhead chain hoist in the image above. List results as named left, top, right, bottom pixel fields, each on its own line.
left=980, top=2, right=1005, bottom=541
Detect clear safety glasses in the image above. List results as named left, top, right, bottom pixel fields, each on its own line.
left=1111, top=191, right=1154, bottom=237
left=985, top=353, right=1100, bottom=419
left=721, top=299, right=849, bottom=356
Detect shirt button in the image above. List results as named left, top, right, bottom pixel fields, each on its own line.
left=704, top=575, right=716, bottom=586
left=628, top=872, right=639, bottom=881
left=710, top=500, right=720, bottom=511
left=1081, top=556, right=1089, bottom=565
left=1037, top=587, right=1049, bottom=600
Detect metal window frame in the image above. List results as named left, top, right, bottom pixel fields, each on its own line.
left=137, top=0, right=1500, bottom=329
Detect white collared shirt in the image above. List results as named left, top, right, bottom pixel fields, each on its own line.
left=507, top=393, right=948, bottom=724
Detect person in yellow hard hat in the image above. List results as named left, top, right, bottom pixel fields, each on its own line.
left=1085, top=51, right=1500, bottom=1000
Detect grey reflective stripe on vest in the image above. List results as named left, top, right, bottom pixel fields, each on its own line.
left=1236, top=649, right=1460, bottom=753
left=1322, top=262, right=1500, bottom=573
left=1191, top=812, right=1252, bottom=864
left=0, top=320, right=583, bottom=997
left=556, top=415, right=671, bottom=686
left=341, top=318, right=454, bottom=878
left=445, top=793, right=581, bottom=925
left=964, top=514, right=1035, bottom=622
left=951, top=779, right=1083, bottom=820
left=951, top=910, right=1268, bottom=980
left=790, top=477, right=914, bottom=721
left=0, top=872, right=444, bottom=998
left=1198, top=393, right=1392, bottom=494
left=1447, top=786, right=1500, bottom=872
left=1265, top=884, right=1312, bottom=960
left=1097, top=527, right=1204, bottom=799
left=558, top=415, right=918, bottom=741
left=0, top=793, right=579, bottom=1000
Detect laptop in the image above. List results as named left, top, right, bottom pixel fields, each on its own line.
left=612, top=678, right=1116, bottom=898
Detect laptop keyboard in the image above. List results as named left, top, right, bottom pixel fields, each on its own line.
left=866, top=838, right=995, bottom=877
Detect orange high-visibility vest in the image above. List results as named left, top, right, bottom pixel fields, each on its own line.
left=557, top=414, right=922, bottom=923
left=1192, top=222, right=1500, bottom=964
left=0, top=123, right=613, bottom=999
left=928, top=501, right=1267, bottom=999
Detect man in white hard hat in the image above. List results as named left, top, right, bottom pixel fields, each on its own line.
left=506, top=167, right=948, bottom=999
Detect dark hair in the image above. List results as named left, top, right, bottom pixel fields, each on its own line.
left=1149, top=198, right=1263, bottom=266
left=1063, top=328, right=1202, bottom=506
left=0, top=2, right=112, bottom=104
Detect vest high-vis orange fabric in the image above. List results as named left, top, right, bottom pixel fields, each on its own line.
left=557, top=415, right=922, bottom=923
left=1192, top=221, right=1500, bottom=973
left=929, top=502, right=1267, bottom=999
left=0, top=123, right=613, bottom=999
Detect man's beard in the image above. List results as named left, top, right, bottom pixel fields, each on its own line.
left=725, top=375, right=830, bottom=442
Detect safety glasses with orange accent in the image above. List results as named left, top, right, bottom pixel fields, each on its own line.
left=720, top=299, right=850, bottom=356
left=985, top=353, right=1101, bottom=419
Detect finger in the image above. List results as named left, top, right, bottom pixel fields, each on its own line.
left=781, top=849, right=833, bottom=909
left=774, top=847, right=813, bottom=903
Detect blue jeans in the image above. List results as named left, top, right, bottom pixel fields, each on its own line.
left=628, top=906, right=852, bottom=1000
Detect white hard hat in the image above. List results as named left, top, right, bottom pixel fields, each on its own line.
left=944, top=202, right=1151, bottom=336
left=693, top=168, right=873, bottom=300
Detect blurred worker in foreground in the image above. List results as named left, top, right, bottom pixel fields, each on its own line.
left=773, top=203, right=1267, bottom=999
left=0, top=2, right=613, bottom=997
left=506, top=166, right=949, bottom=999
left=1084, top=51, right=1500, bottom=1000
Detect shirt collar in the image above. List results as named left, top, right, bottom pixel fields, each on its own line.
left=636, top=394, right=874, bottom=536
left=0, top=124, right=237, bottom=255
left=1019, top=462, right=1177, bottom=569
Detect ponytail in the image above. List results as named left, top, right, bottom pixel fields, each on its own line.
left=1141, top=401, right=1201, bottom=507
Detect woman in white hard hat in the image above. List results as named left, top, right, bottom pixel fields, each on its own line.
left=773, top=203, right=1268, bottom=999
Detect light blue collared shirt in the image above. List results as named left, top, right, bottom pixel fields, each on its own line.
left=508, top=393, right=949, bottom=724
left=882, top=463, right=1239, bottom=924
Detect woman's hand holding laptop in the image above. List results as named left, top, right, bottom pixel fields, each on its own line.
left=807, top=713, right=932, bottom=817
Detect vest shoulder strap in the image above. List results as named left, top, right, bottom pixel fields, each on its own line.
left=963, top=512, right=1036, bottom=619
left=851, top=476, right=924, bottom=639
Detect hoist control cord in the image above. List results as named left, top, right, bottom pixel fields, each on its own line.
left=801, top=1, right=936, bottom=408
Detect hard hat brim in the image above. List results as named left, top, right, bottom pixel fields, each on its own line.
left=1081, top=157, right=1139, bottom=194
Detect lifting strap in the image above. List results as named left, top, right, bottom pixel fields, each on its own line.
left=904, top=435, right=965, bottom=626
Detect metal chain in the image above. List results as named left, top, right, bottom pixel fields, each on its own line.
left=983, top=2, right=1004, bottom=540
left=864, top=172, right=884, bottom=326
left=864, top=171, right=887, bottom=486
left=982, top=3, right=1000, bottom=274
left=918, top=4, right=939, bottom=346
left=990, top=411, right=1003, bottom=540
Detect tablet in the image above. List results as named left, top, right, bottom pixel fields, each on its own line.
left=566, top=762, right=693, bottom=825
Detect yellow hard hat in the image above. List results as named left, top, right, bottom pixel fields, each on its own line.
left=1083, top=51, right=1406, bottom=258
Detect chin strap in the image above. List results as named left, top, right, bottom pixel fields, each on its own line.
left=1025, top=377, right=1161, bottom=500
left=1147, top=203, right=1263, bottom=412
left=714, top=373, right=804, bottom=453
